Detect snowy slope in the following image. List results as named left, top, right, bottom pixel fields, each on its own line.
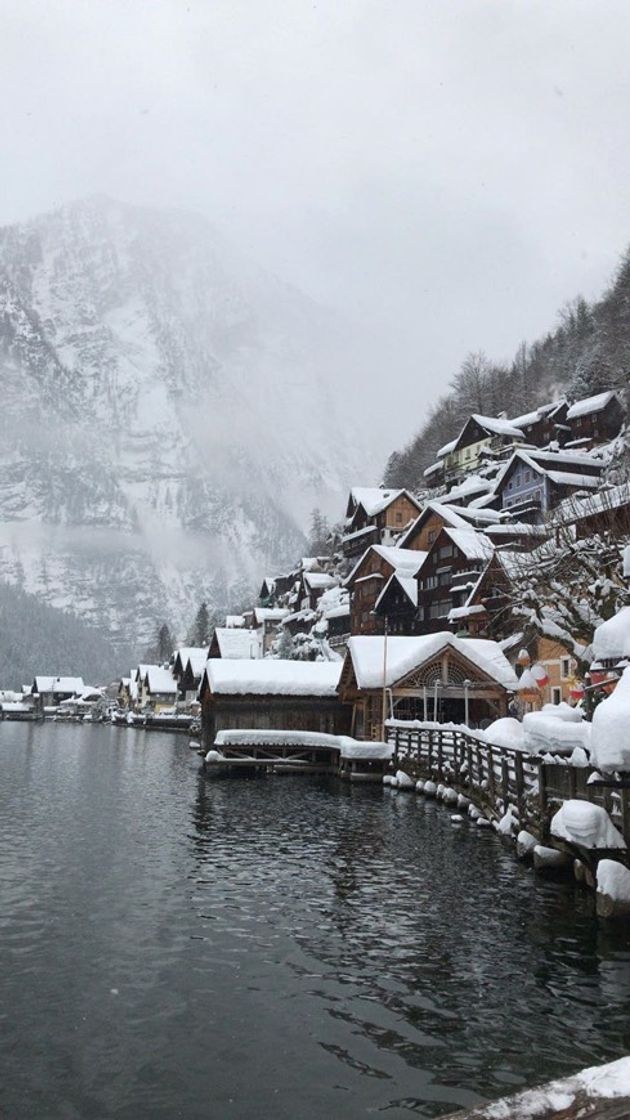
left=0, top=196, right=369, bottom=648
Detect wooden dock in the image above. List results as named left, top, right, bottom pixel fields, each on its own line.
left=203, top=730, right=393, bottom=782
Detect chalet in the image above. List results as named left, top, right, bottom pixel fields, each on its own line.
left=416, top=528, right=495, bottom=633
left=345, top=544, right=427, bottom=635
left=373, top=572, right=419, bottom=635
left=494, top=448, right=602, bottom=517
left=294, top=570, right=338, bottom=613
left=422, top=439, right=457, bottom=486
left=142, top=666, right=178, bottom=711
left=338, top=633, right=518, bottom=738
left=562, top=482, right=630, bottom=540
left=342, top=488, right=422, bottom=557
left=198, top=660, right=350, bottom=749
left=508, top=399, right=569, bottom=448
left=446, top=552, right=514, bottom=638
left=443, top=473, right=498, bottom=507
left=172, top=647, right=208, bottom=699
left=133, top=664, right=159, bottom=709
left=118, top=677, right=132, bottom=708
left=178, top=650, right=209, bottom=701
left=32, top=676, right=85, bottom=709
left=259, top=573, right=293, bottom=606
left=252, top=607, right=290, bottom=654
left=441, top=414, right=525, bottom=484
left=565, top=390, right=625, bottom=447
left=207, top=628, right=260, bottom=660
left=399, top=500, right=503, bottom=553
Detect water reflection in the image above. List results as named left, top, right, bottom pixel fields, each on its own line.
left=3, top=724, right=630, bottom=1120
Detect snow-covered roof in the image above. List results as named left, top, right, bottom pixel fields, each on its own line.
left=202, top=659, right=341, bottom=696
left=509, top=400, right=564, bottom=428
left=593, top=607, right=630, bottom=662
left=566, top=390, right=621, bottom=420
left=253, top=607, right=290, bottom=623
left=556, top=481, right=630, bottom=524
left=346, top=633, right=518, bottom=690
left=213, top=628, right=260, bottom=659
left=470, top=414, right=525, bottom=439
left=374, top=572, right=418, bottom=611
left=437, top=438, right=457, bottom=458
left=546, top=470, right=600, bottom=489
left=448, top=604, right=487, bottom=621
left=445, top=474, right=494, bottom=502
left=349, top=487, right=404, bottom=517
left=33, top=676, right=85, bottom=695
left=423, top=461, right=443, bottom=478
left=303, top=572, right=337, bottom=591
left=225, top=614, right=245, bottom=628
left=144, top=666, right=177, bottom=694
left=174, top=646, right=206, bottom=672
left=442, top=528, right=495, bottom=561
left=186, top=650, right=209, bottom=676
left=345, top=543, right=426, bottom=586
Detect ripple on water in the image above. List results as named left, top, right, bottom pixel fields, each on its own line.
left=2, top=724, right=630, bottom=1120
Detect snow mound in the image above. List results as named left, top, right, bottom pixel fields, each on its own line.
left=551, top=800, right=626, bottom=850
left=593, top=606, right=630, bottom=662
left=541, top=701, right=584, bottom=723
left=597, top=859, right=630, bottom=902
left=395, top=769, right=415, bottom=789
left=523, top=711, right=591, bottom=756
left=482, top=717, right=525, bottom=751
left=591, top=666, right=630, bottom=773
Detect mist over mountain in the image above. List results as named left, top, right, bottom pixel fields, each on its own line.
left=0, top=196, right=373, bottom=652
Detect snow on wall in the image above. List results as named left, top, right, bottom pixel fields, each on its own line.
left=591, top=666, right=630, bottom=772
left=551, top=800, right=626, bottom=850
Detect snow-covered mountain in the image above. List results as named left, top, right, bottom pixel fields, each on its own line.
left=0, top=196, right=370, bottom=650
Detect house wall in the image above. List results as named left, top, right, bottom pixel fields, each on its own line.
left=404, top=510, right=447, bottom=553
left=568, top=399, right=624, bottom=446
left=535, top=636, right=577, bottom=706
left=201, top=694, right=351, bottom=748
left=500, top=462, right=548, bottom=512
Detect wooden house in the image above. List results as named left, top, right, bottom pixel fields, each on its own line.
left=294, top=571, right=338, bottom=613
left=338, top=633, right=517, bottom=738
left=176, top=650, right=209, bottom=701
left=252, top=607, right=290, bottom=654
left=32, top=676, right=85, bottom=709
left=199, top=660, right=350, bottom=748
left=141, top=666, right=178, bottom=712
left=207, top=628, right=260, bottom=660
left=494, top=449, right=603, bottom=517
left=172, top=647, right=208, bottom=700
left=509, top=399, right=569, bottom=448
left=564, top=482, right=630, bottom=540
left=400, top=500, right=504, bottom=553
left=345, top=544, right=427, bottom=635
left=342, top=488, right=422, bottom=557
left=565, top=390, right=625, bottom=447
left=416, top=528, right=495, bottom=633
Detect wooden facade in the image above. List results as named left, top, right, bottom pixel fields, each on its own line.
left=199, top=683, right=350, bottom=749
left=346, top=545, right=425, bottom=635
left=416, top=528, right=494, bottom=633
left=339, top=638, right=512, bottom=740
left=342, top=489, right=422, bottom=556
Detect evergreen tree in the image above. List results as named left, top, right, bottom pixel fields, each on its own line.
left=157, top=622, right=173, bottom=662
left=191, top=601, right=211, bottom=647
left=308, top=508, right=331, bottom=555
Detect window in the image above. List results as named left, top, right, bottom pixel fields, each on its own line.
left=551, top=687, right=562, bottom=705
left=428, top=530, right=436, bottom=544
left=395, top=512, right=402, bottom=524
left=438, top=544, right=453, bottom=560
left=560, top=658, right=570, bottom=678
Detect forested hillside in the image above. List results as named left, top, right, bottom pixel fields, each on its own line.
left=0, top=582, right=133, bottom=689
left=384, top=250, right=630, bottom=488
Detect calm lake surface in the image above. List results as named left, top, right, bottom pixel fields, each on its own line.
left=2, top=723, right=630, bottom=1119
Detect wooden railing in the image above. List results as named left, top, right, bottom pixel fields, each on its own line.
left=388, top=723, right=630, bottom=845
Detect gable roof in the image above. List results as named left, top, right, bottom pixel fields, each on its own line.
left=173, top=647, right=207, bottom=675
left=452, top=414, right=525, bottom=452
left=509, top=399, right=566, bottom=428
left=566, top=390, right=622, bottom=420
left=346, top=487, right=404, bottom=518
left=345, top=633, right=517, bottom=690
left=374, top=572, right=419, bottom=611
left=144, top=666, right=177, bottom=694
left=211, top=628, right=260, bottom=659
left=345, top=543, right=426, bottom=587
left=442, top=528, right=495, bottom=561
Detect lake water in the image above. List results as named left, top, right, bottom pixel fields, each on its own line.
left=2, top=722, right=630, bottom=1119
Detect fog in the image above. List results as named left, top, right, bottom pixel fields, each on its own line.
left=3, top=0, right=630, bottom=443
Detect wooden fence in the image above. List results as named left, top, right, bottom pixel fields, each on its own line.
left=387, top=724, right=630, bottom=845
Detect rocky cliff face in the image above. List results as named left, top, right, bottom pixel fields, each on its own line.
left=0, top=196, right=367, bottom=649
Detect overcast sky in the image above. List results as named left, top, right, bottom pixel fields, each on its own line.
left=3, top=0, right=630, bottom=436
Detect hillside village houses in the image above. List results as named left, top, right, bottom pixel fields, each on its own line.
left=102, top=386, right=630, bottom=748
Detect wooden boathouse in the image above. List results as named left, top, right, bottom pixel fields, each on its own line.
left=199, top=659, right=351, bottom=749
left=338, top=633, right=518, bottom=739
